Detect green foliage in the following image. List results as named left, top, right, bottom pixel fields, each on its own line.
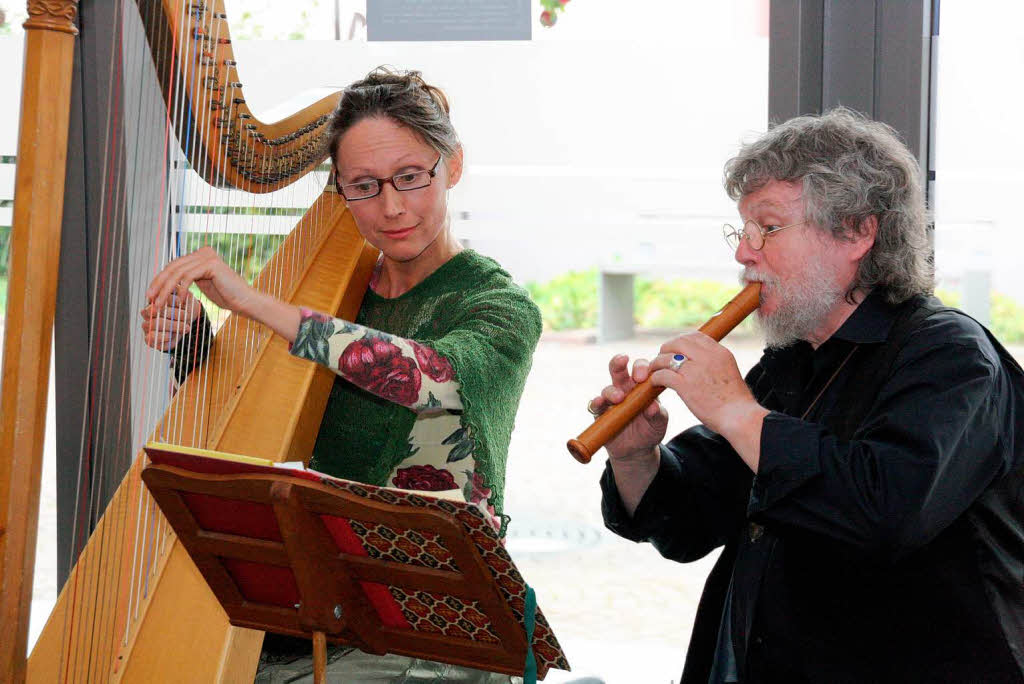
left=526, top=269, right=598, bottom=330
left=935, top=287, right=1024, bottom=341
left=0, top=6, right=28, bottom=35
left=0, top=226, right=10, bottom=278
left=526, top=273, right=1024, bottom=343
left=1, top=224, right=9, bottom=313
left=934, top=287, right=961, bottom=307
left=635, top=279, right=754, bottom=332
left=526, top=270, right=754, bottom=334
left=228, top=1, right=314, bottom=40
left=989, top=293, right=1024, bottom=343
left=539, top=0, right=571, bottom=27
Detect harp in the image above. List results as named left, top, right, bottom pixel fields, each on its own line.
left=1, top=1, right=378, bottom=681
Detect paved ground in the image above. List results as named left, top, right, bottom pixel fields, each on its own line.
left=499, top=331, right=765, bottom=683
left=24, top=328, right=1024, bottom=683
left=24, top=329, right=763, bottom=683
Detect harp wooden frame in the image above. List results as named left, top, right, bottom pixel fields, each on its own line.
left=0, top=1, right=379, bottom=681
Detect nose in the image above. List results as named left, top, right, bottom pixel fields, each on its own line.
left=734, top=233, right=759, bottom=267
left=379, top=181, right=406, bottom=218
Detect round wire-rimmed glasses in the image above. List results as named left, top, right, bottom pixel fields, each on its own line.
left=722, top=219, right=807, bottom=251
left=336, top=156, right=442, bottom=201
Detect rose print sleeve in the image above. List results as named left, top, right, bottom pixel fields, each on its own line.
left=289, top=308, right=462, bottom=412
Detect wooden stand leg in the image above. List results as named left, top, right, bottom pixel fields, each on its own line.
left=312, top=631, right=327, bottom=684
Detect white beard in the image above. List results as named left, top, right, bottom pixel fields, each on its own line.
left=744, top=255, right=845, bottom=350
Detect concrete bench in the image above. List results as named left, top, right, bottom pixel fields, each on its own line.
left=598, top=262, right=737, bottom=343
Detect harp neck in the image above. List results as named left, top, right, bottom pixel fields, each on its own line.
left=139, top=0, right=341, bottom=192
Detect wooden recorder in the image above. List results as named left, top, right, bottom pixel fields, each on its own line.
left=567, top=282, right=761, bottom=464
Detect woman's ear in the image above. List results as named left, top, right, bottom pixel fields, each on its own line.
left=445, top=145, right=464, bottom=188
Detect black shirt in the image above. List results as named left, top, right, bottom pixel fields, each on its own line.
left=602, top=292, right=1024, bottom=683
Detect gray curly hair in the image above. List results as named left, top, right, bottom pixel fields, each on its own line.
left=723, top=107, right=933, bottom=304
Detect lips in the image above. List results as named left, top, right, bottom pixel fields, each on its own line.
left=382, top=225, right=416, bottom=240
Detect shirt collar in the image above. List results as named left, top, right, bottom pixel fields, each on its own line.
left=758, top=290, right=898, bottom=411
left=828, top=289, right=898, bottom=344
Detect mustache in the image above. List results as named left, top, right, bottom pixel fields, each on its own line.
left=739, top=269, right=780, bottom=288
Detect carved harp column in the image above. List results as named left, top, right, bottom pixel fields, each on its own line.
left=0, top=3, right=80, bottom=683
left=1, top=1, right=379, bottom=682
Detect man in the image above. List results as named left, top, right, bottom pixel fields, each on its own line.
left=591, top=108, right=1023, bottom=683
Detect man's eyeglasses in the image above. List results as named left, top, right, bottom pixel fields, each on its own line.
left=336, top=156, right=442, bottom=201
left=722, top=219, right=807, bottom=251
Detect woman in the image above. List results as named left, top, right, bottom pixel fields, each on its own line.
left=143, top=67, right=541, bottom=683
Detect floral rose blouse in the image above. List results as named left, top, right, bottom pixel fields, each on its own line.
left=285, top=251, right=542, bottom=538
left=168, top=251, right=539, bottom=542
left=290, top=308, right=499, bottom=530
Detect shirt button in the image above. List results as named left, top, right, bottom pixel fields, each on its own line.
left=748, top=522, right=765, bottom=542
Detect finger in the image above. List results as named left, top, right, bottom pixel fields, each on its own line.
left=146, top=252, right=202, bottom=305
left=171, top=289, right=204, bottom=321
left=647, top=352, right=679, bottom=374
left=146, top=256, right=188, bottom=301
left=148, top=268, right=187, bottom=310
left=143, top=318, right=191, bottom=335
left=155, top=304, right=196, bottom=323
left=600, top=384, right=626, bottom=405
left=607, top=354, right=631, bottom=385
left=154, top=268, right=202, bottom=311
left=643, top=397, right=663, bottom=420
left=649, top=367, right=686, bottom=394
left=145, top=331, right=179, bottom=351
left=630, top=358, right=651, bottom=384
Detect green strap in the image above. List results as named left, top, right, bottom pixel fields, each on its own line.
left=523, top=584, right=537, bottom=684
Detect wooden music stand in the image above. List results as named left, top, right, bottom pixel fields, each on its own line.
left=140, top=449, right=566, bottom=682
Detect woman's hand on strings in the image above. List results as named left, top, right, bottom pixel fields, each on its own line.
left=140, top=286, right=202, bottom=351
left=146, top=246, right=256, bottom=317
left=146, top=246, right=302, bottom=343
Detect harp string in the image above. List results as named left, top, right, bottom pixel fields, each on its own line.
left=49, top=1, right=334, bottom=676
left=97, top=3, right=154, bottom=664
left=125, top=0, right=167, bottom=640
left=184, top=4, right=218, bottom=453
left=96, top=0, right=147, bottom=675
left=88, top=3, right=127, bottom=670
left=131, top=0, right=174, bottom=643
left=59, top=1, right=174, bottom=676
left=120, top=0, right=169, bottom=656
left=58, top=0, right=126, bottom=677
left=167, top=0, right=199, bottom=449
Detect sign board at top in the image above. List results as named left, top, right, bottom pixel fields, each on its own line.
left=367, top=0, right=531, bottom=41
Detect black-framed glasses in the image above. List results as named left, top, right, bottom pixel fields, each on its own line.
left=722, top=218, right=807, bottom=251
left=336, top=156, right=442, bottom=201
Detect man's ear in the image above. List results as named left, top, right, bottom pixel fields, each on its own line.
left=851, top=215, right=878, bottom=260
left=445, top=145, right=464, bottom=188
